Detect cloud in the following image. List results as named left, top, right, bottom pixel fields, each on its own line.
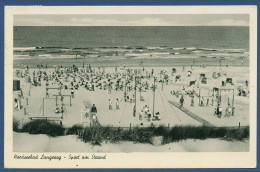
left=127, top=17, right=173, bottom=26
left=206, top=19, right=249, bottom=26
left=68, top=17, right=172, bottom=26
left=14, top=15, right=249, bottom=26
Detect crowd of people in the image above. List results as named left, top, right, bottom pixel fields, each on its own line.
left=14, top=63, right=238, bottom=126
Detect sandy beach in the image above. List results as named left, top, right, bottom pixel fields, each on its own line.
left=13, top=64, right=249, bottom=128
left=13, top=132, right=249, bottom=152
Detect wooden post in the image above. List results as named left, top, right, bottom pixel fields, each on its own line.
left=134, top=77, right=137, bottom=116
left=61, top=98, right=64, bottom=119
left=167, top=123, right=170, bottom=142
left=124, top=71, right=127, bottom=102
left=26, top=98, right=28, bottom=105
left=153, top=77, right=156, bottom=117
left=199, top=89, right=201, bottom=106
left=130, top=123, right=131, bottom=130
left=24, top=108, right=26, bottom=115
left=56, top=96, right=57, bottom=106
left=232, top=89, right=235, bottom=115
left=17, top=99, right=21, bottom=110
left=43, top=98, right=44, bottom=116
left=140, top=86, right=141, bottom=100
left=220, top=90, right=222, bottom=105
left=81, top=108, right=83, bottom=125
left=70, top=96, right=72, bottom=106
left=239, top=122, right=240, bottom=129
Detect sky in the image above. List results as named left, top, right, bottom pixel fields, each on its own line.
left=14, top=14, right=249, bottom=26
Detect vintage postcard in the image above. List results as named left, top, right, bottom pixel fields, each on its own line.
left=4, top=6, right=257, bottom=168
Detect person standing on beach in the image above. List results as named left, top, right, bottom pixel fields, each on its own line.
left=206, top=97, right=209, bottom=106
left=20, top=89, right=24, bottom=99
left=133, top=106, right=136, bottom=117
left=219, top=106, right=222, bottom=118
left=191, top=95, right=194, bottom=106
left=46, top=89, right=49, bottom=98
left=180, top=95, right=184, bottom=108
left=109, top=99, right=112, bottom=110
left=91, top=104, right=97, bottom=120
left=139, top=110, right=143, bottom=120
left=116, top=98, right=120, bottom=110
left=200, top=97, right=204, bottom=106
left=92, top=113, right=98, bottom=124
left=71, top=88, right=74, bottom=98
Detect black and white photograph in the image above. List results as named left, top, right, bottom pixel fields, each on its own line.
left=4, top=6, right=257, bottom=168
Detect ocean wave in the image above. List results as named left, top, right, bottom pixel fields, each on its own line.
left=39, top=54, right=52, bottom=57
left=191, top=51, right=202, bottom=53
left=14, top=47, right=36, bottom=51
left=13, top=46, right=248, bottom=60
left=197, top=48, right=217, bottom=51
left=185, top=47, right=196, bottom=50
left=217, top=48, right=246, bottom=52
left=14, top=55, right=30, bottom=57
left=173, top=47, right=184, bottom=50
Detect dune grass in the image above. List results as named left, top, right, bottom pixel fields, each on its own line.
left=66, top=124, right=83, bottom=135
left=13, top=119, right=20, bottom=132
left=163, top=126, right=249, bottom=144
left=21, top=119, right=65, bottom=137
left=14, top=120, right=249, bottom=145
left=78, top=125, right=249, bottom=145
left=78, top=126, right=154, bottom=145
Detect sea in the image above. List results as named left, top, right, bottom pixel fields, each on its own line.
left=13, top=26, right=249, bottom=67
left=14, top=26, right=249, bottom=49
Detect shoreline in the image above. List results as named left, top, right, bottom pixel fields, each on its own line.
left=13, top=57, right=249, bottom=68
